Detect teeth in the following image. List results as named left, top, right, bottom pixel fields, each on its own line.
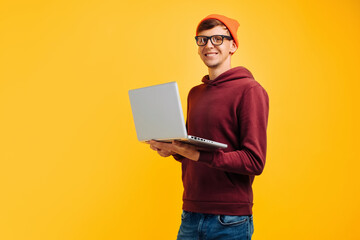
left=206, top=53, right=217, bottom=56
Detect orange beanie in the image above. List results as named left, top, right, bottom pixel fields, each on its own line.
left=196, top=14, right=240, bottom=47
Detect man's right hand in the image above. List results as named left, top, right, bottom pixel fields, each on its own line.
left=147, top=140, right=200, bottom=161
left=148, top=140, right=176, bottom=157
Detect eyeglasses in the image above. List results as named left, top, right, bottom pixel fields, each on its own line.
left=195, top=35, right=233, bottom=46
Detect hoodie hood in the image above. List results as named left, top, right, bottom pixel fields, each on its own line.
left=201, top=66, right=254, bottom=86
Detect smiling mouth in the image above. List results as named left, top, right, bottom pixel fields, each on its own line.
left=205, top=53, right=218, bottom=56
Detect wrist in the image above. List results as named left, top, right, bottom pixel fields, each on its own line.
left=190, top=151, right=200, bottom=161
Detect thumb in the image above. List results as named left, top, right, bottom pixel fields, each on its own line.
left=172, top=140, right=183, bottom=146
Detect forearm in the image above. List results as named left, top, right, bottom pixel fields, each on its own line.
left=197, top=147, right=266, bottom=175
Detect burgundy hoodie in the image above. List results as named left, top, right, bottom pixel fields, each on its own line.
left=176, top=66, right=269, bottom=216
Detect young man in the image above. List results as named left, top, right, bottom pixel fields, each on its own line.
left=149, top=14, right=269, bottom=240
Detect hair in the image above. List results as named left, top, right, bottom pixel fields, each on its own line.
left=196, top=19, right=231, bottom=36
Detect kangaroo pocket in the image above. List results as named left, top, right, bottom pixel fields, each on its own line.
left=182, top=161, right=252, bottom=203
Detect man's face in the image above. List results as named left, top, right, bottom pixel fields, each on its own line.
left=197, top=25, right=237, bottom=69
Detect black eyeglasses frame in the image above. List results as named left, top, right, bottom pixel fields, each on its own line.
left=194, top=35, right=233, bottom=46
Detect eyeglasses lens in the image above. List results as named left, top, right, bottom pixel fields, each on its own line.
left=211, top=36, right=223, bottom=45
left=197, top=37, right=207, bottom=46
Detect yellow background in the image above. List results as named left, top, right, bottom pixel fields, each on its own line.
left=1, top=0, right=359, bottom=239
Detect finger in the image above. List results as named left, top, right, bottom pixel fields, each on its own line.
left=170, top=141, right=199, bottom=160
left=149, top=144, right=158, bottom=151
left=157, top=149, right=172, bottom=157
left=150, top=140, right=162, bottom=148
left=158, top=151, right=168, bottom=157
left=172, top=140, right=185, bottom=147
left=153, top=141, right=172, bottom=151
left=171, top=140, right=194, bottom=153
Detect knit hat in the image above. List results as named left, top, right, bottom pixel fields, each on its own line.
left=196, top=14, right=240, bottom=47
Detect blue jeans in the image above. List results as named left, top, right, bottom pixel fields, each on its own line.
left=177, top=210, right=254, bottom=240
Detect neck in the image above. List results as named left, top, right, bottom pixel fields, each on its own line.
left=208, top=63, right=231, bottom=80
left=208, top=58, right=231, bottom=80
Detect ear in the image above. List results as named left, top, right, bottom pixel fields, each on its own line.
left=229, top=41, right=238, bottom=55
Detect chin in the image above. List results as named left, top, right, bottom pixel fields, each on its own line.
left=205, top=62, right=220, bottom=68
left=202, top=59, right=218, bottom=68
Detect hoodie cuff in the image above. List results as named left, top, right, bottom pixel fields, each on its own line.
left=197, top=151, right=214, bottom=165
left=172, top=154, right=184, bottom=162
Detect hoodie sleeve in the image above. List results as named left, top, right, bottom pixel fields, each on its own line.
left=197, top=85, right=269, bottom=175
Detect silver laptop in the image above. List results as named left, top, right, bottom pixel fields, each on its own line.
left=128, top=82, right=227, bottom=149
